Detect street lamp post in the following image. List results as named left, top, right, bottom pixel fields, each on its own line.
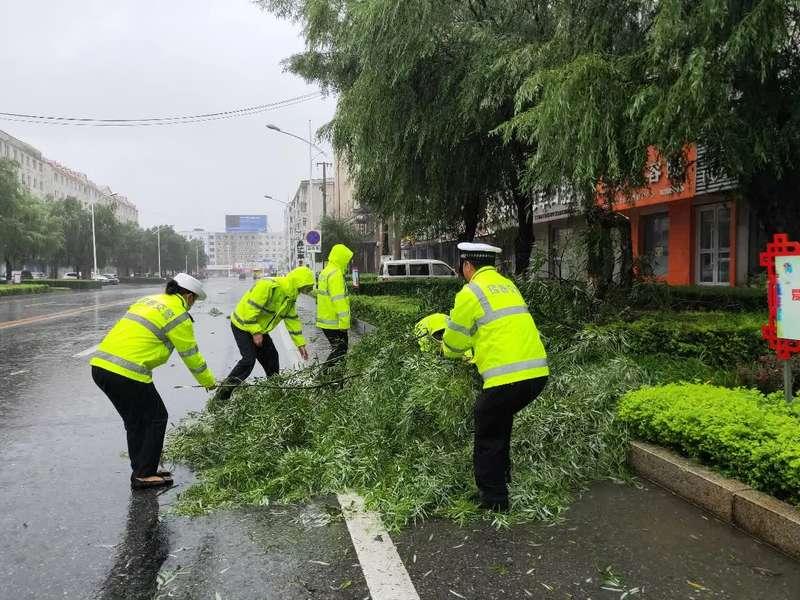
left=265, top=122, right=328, bottom=220
left=156, top=226, right=162, bottom=278
left=90, top=200, right=98, bottom=279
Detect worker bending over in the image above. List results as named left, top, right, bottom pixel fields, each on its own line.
left=214, top=266, right=315, bottom=403
left=91, top=274, right=215, bottom=489
left=442, top=243, right=549, bottom=511
left=316, top=244, right=353, bottom=365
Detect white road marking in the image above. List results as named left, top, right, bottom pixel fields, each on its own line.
left=9, top=370, right=29, bottom=376
left=73, top=344, right=99, bottom=358
left=337, top=492, right=421, bottom=600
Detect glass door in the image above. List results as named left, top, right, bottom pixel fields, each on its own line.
left=696, top=204, right=731, bottom=285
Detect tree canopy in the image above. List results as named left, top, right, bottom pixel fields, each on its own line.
left=258, top=0, right=800, bottom=284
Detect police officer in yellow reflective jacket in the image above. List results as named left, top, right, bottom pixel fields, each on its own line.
left=443, top=243, right=549, bottom=511
left=316, top=244, right=354, bottom=365
left=214, top=266, right=315, bottom=403
left=414, top=313, right=449, bottom=352
left=91, top=273, right=215, bottom=490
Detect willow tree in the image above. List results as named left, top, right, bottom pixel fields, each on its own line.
left=258, top=0, right=552, bottom=271
left=498, top=0, right=653, bottom=292
left=633, top=0, right=800, bottom=247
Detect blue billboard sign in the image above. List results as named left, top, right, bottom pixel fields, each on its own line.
left=225, top=214, right=267, bottom=233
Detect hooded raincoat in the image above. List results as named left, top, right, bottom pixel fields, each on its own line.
left=230, top=266, right=315, bottom=348
left=316, top=244, right=353, bottom=330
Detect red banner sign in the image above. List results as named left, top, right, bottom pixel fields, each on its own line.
left=760, top=233, right=800, bottom=359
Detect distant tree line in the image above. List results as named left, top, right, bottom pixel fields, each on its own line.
left=0, top=158, right=207, bottom=279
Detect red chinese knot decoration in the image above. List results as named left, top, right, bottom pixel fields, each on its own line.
left=760, top=233, right=800, bottom=360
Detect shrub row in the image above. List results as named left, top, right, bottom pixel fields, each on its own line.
left=0, top=284, right=51, bottom=296
left=350, top=295, right=424, bottom=329
left=618, top=383, right=800, bottom=504
left=35, top=279, right=102, bottom=290
left=596, top=311, right=768, bottom=367
left=630, top=283, right=766, bottom=312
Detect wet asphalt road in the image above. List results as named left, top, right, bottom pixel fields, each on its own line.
left=1, top=280, right=799, bottom=599
left=0, top=280, right=368, bottom=600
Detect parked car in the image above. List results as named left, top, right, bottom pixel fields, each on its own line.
left=62, top=272, right=79, bottom=280
left=30, top=271, right=46, bottom=279
left=92, top=274, right=112, bottom=285
left=102, top=273, right=120, bottom=285
left=379, top=259, right=457, bottom=280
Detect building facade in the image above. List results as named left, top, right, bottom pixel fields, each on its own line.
left=0, top=129, right=138, bottom=223
left=179, top=228, right=288, bottom=274
left=530, top=144, right=752, bottom=286
left=285, top=177, right=335, bottom=270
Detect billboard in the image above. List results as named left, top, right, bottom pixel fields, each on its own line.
left=225, top=214, right=267, bottom=233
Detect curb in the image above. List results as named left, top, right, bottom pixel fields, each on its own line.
left=629, top=441, right=800, bottom=560
left=350, top=318, right=377, bottom=335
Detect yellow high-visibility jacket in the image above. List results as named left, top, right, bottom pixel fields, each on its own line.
left=442, top=266, right=548, bottom=389
left=316, top=244, right=353, bottom=330
left=90, top=293, right=215, bottom=387
left=230, top=266, right=314, bottom=347
left=414, top=313, right=448, bottom=352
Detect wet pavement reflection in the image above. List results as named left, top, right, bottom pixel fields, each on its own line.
left=97, top=490, right=168, bottom=600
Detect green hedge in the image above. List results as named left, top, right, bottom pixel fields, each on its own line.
left=597, top=311, right=768, bottom=367
left=356, top=278, right=461, bottom=299
left=350, top=295, right=424, bottom=329
left=0, top=284, right=51, bottom=296
left=36, top=279, right=102, bottom=290
left=618, top=383, right=800, bottom=504
left=630, top=283, right=766, bottom=312
left=118, top=277, right=166, bottom=285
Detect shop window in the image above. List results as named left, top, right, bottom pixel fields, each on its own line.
left=641, top=213, right=670, bottom=277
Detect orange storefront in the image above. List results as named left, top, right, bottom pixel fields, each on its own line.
left=615, top=146, right=743, bottom=286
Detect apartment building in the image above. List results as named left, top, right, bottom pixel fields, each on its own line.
left=0, top=129, right=138, bottom=223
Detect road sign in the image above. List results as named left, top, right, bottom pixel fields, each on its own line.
left=305, top=229, right=322, bottom=253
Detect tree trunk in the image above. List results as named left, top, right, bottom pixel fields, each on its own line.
left=461, top=194, right=483, bottom=242
left=513, top=192, right=534, bottom=275
left=5, top=259, right=11, bottom=281
left=616, top=214, right=633, bottom=289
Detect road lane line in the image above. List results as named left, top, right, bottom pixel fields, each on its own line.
left=337, top=492, right=421, bottom=600
left=73, top=344, right=99, bottom=358
left=0, top=298, right=133, bottom=331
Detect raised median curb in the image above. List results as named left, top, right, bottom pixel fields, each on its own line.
left=629, top=440, right=800, bottom=560
left=350, top=318, right=376, bottom=335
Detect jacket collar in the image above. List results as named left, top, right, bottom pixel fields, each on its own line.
left=469, top=266, right=496, bottom=282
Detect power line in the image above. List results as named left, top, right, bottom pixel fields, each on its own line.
left=0, top=92, right=324, bottom=127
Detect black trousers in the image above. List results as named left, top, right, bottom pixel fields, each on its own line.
left=474, top=376, right=548, bottom=503
left=322, top=328, right=349, bottom=365
left=226, top=321, right=279, bottom=380
left=92, top=366, right=168, bottom=479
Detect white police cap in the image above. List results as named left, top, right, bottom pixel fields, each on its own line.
left=457, top=242, right=502, bottom=260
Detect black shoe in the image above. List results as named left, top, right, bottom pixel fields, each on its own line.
left=478, top=498, right=509, bottom=512
left=470, top=491, right=509, bottom=512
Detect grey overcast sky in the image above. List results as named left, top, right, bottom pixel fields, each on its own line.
left=0, top=0, right=336, bottom=232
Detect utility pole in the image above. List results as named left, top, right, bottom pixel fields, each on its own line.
left=157, top=226, right=162, bottom=278
left=195, top=242, right=200, bottom=275
left=317, top=161, right=332, bottom=219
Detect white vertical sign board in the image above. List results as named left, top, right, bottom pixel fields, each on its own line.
left=776, top=255, right=800, bottom=340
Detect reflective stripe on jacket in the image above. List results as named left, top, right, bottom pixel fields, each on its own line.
left=230, top=266, right=314, bottom=347
left=316, top=244, right=353, bottom=330
left=442, top=266, right=548, bottom=388
left=90, top=293, right=215, bottom=387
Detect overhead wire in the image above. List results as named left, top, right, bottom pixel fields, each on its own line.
left=0, top=92, right=324, bottom=127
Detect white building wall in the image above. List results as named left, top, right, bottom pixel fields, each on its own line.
left=0, top=129, right=138, bottom=224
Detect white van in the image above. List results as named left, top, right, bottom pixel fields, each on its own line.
left=379, top=259, right=457, bottom=279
